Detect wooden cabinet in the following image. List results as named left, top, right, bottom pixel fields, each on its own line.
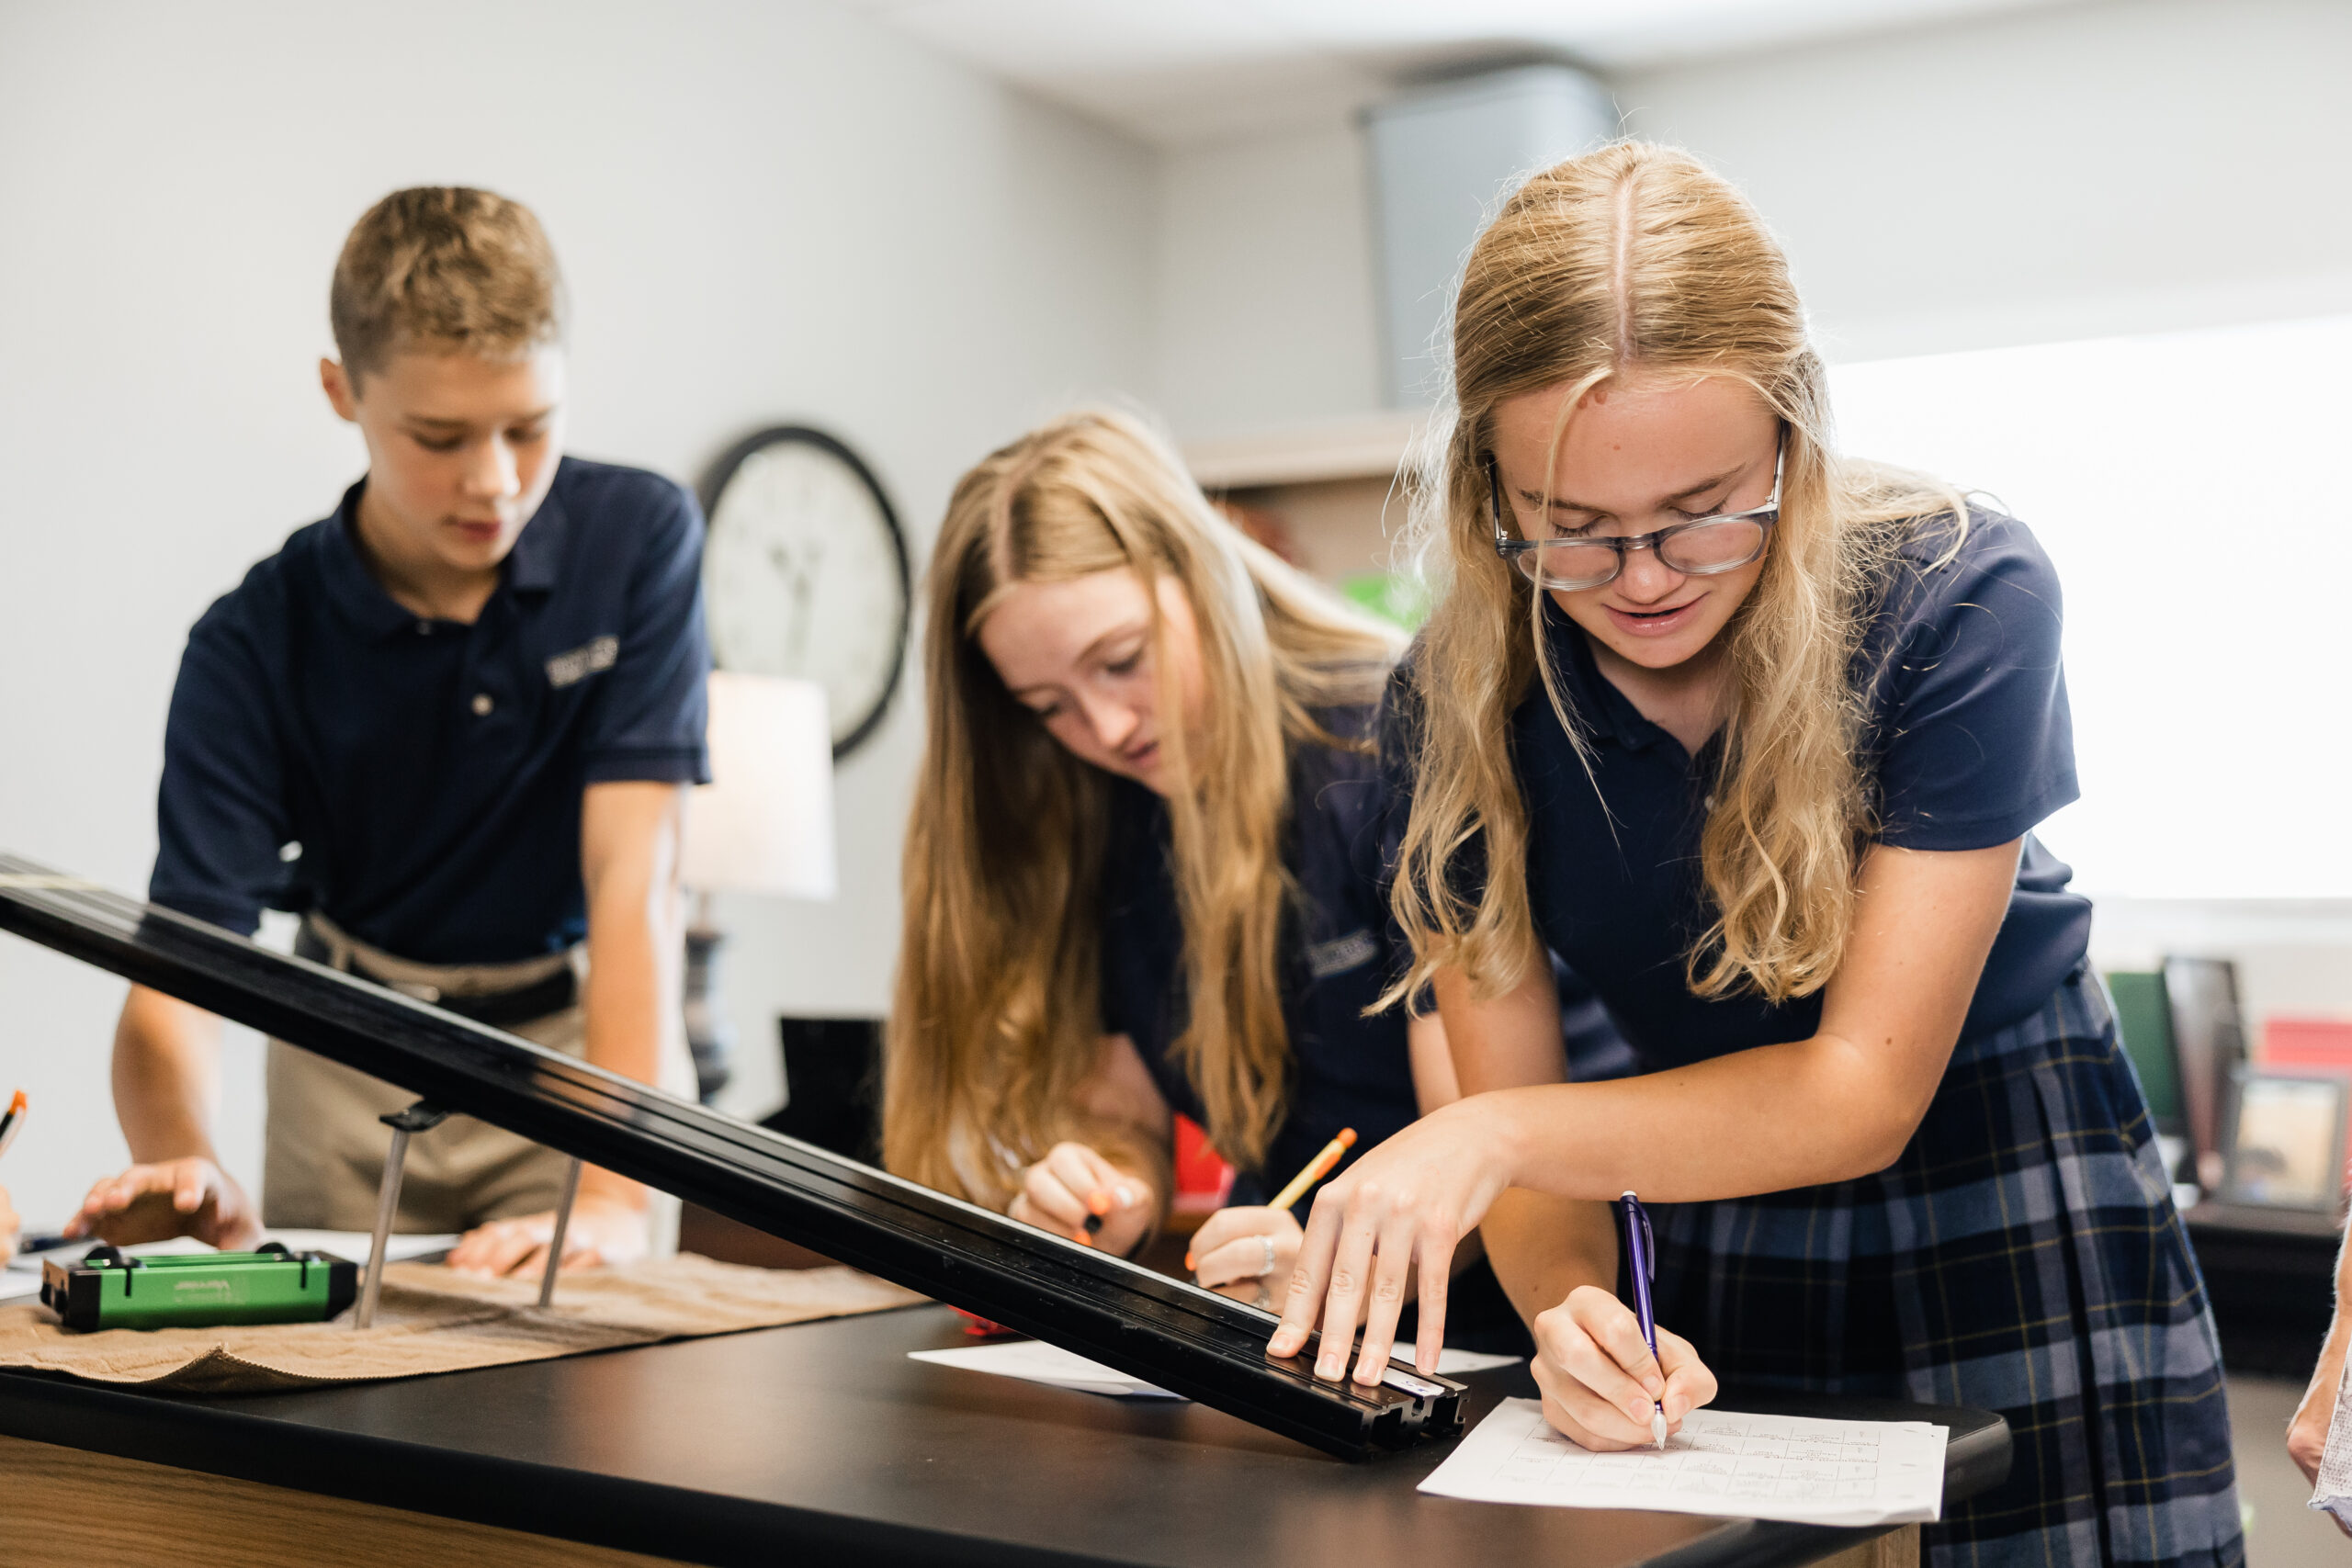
left=1184, top=412, right=1429, bottom=592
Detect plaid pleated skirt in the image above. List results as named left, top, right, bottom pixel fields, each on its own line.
left=1648, top=970, right=2245, bottom=1566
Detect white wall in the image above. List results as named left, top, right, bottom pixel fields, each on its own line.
left=1148, top=0, right=2352, bottom=437
left=0, top=0, right=1154, bottom=1231
left=1614, top=0, right=2352, bottom=362
left=1149, top=123, right=1385, bottom=438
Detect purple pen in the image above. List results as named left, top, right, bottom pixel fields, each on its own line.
left=1616, top=1190, right=1668, bottom=1450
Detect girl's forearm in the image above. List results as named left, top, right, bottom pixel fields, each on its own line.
left=1485, top=1031, right=1936, bottom=1203
left=1481, top=1190, right=1614, bottom=1326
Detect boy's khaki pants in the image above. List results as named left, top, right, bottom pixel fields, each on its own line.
left=261, top=912, right=687, bottom=1255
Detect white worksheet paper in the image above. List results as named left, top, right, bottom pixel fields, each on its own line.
left=909, top=1341, right=1520, bottom=1401
left=1419, top=1399, right=1947, bottom=1529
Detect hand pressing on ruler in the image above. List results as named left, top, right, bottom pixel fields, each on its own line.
left=1011, top=1142, right=1156, bottom=1257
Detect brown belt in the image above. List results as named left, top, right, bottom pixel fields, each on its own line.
left=295, top=916, right=579, bottom=1029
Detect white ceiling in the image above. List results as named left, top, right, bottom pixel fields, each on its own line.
left=840, top=0, right=2080, bottom=145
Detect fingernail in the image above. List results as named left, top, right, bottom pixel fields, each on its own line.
left=1086, top=1190, right=1112, bottom=1216
left=1317, top=1356, right=1342, bottom=1379
left=1645, top=1374, right=1664, bottom=1396
left=1183, top=1253, right=1196, bottom=1271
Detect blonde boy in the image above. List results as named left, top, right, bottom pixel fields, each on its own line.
left=69, top=188, right=707, bottom=1273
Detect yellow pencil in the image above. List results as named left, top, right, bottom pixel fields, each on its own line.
left=1266, top=1127, right=1357, bottom=1213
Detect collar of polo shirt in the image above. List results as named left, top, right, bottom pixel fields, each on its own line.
left=322, top=479, right=573, bottom=636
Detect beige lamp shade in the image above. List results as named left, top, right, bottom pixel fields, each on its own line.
left=680, top=672, right=838, bottom=899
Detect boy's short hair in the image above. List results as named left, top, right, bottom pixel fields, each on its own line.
left=330, top=186, right=565, bottom=381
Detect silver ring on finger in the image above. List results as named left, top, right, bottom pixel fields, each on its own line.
left=1259, top=1235, right=1278, bottom=1279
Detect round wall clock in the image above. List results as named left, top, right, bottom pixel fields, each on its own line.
left=700, top=425, right=911, bottom=761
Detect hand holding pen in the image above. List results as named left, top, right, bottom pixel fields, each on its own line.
left=1010, top=1141, right=1155, bottom=1256
left=1526, top=1191, right=1718, bottom=1452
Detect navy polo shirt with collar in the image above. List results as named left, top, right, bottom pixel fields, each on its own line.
left=149, top=456, right=712, bottom=965
left=1384, top=506, right=2091, bottom=1071
left=1097, top=706, right=1415, bottom=1209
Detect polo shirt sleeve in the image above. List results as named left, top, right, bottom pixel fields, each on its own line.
left=581, top=481, right=713, bottom=787
left=1871, top=513, right=2079, bottom=852
left=149, top=607, right=291, bottom=937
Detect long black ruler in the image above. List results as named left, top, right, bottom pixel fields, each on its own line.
left=0, top=855, right=1463, bottom=1460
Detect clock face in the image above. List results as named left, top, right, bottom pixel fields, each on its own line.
left=702, top=429, right=910, bottom=759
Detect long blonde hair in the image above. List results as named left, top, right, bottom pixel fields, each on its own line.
left=1391, top=142, right=1964, bottom=1008
left=886, top=410, right=1403, bottom=1208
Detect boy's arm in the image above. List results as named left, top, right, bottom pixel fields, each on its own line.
left=445, top=779, right=685, bottom=1275
left=74, top=609, right=288, bottom=1247
left=66, top=987, right=261, bottom=1247
left=575, top=779, right=688, bottom=1201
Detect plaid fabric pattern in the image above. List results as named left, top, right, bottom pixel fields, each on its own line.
left=1648, top=971, right=2244, bottom=1566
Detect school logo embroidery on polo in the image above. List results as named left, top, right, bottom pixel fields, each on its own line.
left=545, top=636, right=619, bottom=689
left=1306, top=929, right=1379, bottom=979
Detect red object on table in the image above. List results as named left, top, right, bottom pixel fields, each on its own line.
left=951, top=1307, right=1015, bottom=1338
left=1171, top=1114, right=1235, bottom=1214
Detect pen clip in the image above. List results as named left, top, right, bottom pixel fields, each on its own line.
left=1618, top=1191, right=1655, bottom=1284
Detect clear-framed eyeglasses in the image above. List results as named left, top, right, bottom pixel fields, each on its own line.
left=1487, top=442, right=1782, bottom=592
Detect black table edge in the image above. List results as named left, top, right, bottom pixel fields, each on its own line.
left=0, top=1366, right=1107, bottom=1568
left=0, top=1355, right=2011, bottom=1568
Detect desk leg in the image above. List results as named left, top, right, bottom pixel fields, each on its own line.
left=1811, top=1524, right=1920, bottom=1568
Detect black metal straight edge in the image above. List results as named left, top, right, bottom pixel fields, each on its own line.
left=0, top=854, right=1463, bottom=1461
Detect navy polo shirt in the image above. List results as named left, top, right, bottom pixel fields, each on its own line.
left=1099, top=707, right=1416, bottom=1208
left=149, top=457, right=712, bottom=964
left=1386, top=507, right=2090, bottom=1069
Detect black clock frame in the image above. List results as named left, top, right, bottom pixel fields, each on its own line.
left=698, top=424, right=911, bottom=762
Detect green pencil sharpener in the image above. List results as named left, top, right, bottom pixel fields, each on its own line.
left=41, top=1242, right=359, bottom=1332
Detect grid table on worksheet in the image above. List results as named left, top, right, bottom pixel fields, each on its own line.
left=1423, top=1401, right=1949, bottom=1527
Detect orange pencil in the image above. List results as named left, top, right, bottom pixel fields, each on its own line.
left=0, top=1089, right=25, bottom=1162
left=1265, top=1126, right=1357, bottom=1214
left=1185, top=1129, right=1360, bottom=1273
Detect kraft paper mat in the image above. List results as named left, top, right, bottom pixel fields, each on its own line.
left=0, top=1254, right=925, bottom=1394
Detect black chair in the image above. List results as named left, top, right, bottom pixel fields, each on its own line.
left=763, top=1017, right=882, bottom=1166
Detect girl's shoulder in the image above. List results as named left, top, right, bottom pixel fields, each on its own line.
left=1290, top=703, right=1383, bottom=795
left=1869, top=502, right=2065, bottom=662
left=1885, top=502, right=2062, bottom=605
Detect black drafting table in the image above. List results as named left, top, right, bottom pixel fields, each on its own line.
left=0, top=1302, right=2008, bottom=1568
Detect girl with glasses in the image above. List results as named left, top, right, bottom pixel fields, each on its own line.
left=884, top=410, right=1596, bottom=1340
left=1268, top=144, right=2240, bottom=1566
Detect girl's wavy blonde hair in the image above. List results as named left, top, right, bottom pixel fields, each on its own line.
left=885, top=410, right=1403, bottom=1209
left=1390, top=141, right=1965, bottom=1008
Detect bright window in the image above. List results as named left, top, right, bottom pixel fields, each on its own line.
left=1826, top=314, right=2352, bottom=898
